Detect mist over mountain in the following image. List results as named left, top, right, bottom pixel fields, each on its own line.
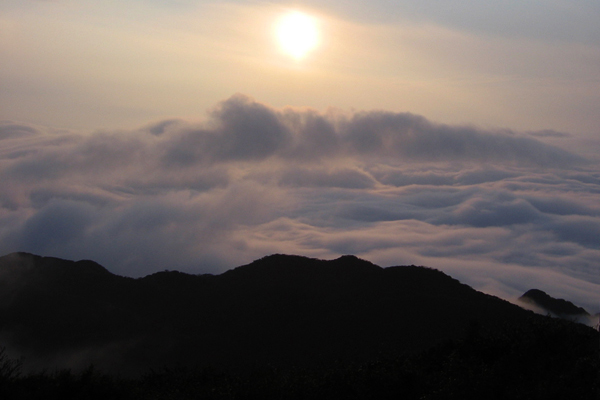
left=0, top=252, right=597, bottom=380
left=519, top=288, right=590, bottom=317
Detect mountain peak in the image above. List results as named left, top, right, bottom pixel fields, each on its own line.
left=223, top=253, right=381, bottom=279
left=0, top=251, right=113, bottom=277
left=330, top=254, right=380, bottom=269
left=519, top=289, right=590, bottom=317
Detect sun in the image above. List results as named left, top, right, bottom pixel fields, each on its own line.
left=275, top=11, right=319, bottom=60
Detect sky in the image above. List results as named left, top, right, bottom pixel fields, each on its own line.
left=1, top=0, right=599, bottom=313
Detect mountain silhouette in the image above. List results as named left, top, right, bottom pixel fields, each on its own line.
left=518, top=289, right=590, bottom=318
left=0, top=252, right=592, bottom=376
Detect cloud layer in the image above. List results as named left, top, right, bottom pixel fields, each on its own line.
left=1, top=95, right=599, bottom=311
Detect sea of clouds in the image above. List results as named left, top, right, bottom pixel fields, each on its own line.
left=1, top=94, right=599, bottom=312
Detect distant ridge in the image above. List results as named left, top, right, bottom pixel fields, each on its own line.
left=0, top=251, right=113, bottom=277
left=0, top=252, right=595, bottom=377
left=518, top=289, right=590, bottom=317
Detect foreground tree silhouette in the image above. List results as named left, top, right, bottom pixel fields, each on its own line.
left=0, top=347, right=21, bottom=381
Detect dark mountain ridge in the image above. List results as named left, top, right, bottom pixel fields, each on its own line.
left=0, top=252, right=596, bottom=377
left=519, top=288, right=590, bottom=317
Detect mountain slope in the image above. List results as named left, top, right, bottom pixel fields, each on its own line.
left=0, top=252, right=590, bottom=375
left=518, top=289, right=591, bottom=323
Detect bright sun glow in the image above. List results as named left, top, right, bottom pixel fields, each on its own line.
left=276, top=11, right=319, bottom=60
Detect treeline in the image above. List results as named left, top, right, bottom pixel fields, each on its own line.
left=1, top=316, right=598, bottom=400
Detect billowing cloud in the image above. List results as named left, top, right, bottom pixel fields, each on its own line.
left=0, top=96, right=599, bottom=312
left=153, top=95, right=585, bottom=167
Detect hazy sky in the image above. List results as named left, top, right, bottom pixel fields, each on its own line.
left=1, top=1, right=599, bottom=312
